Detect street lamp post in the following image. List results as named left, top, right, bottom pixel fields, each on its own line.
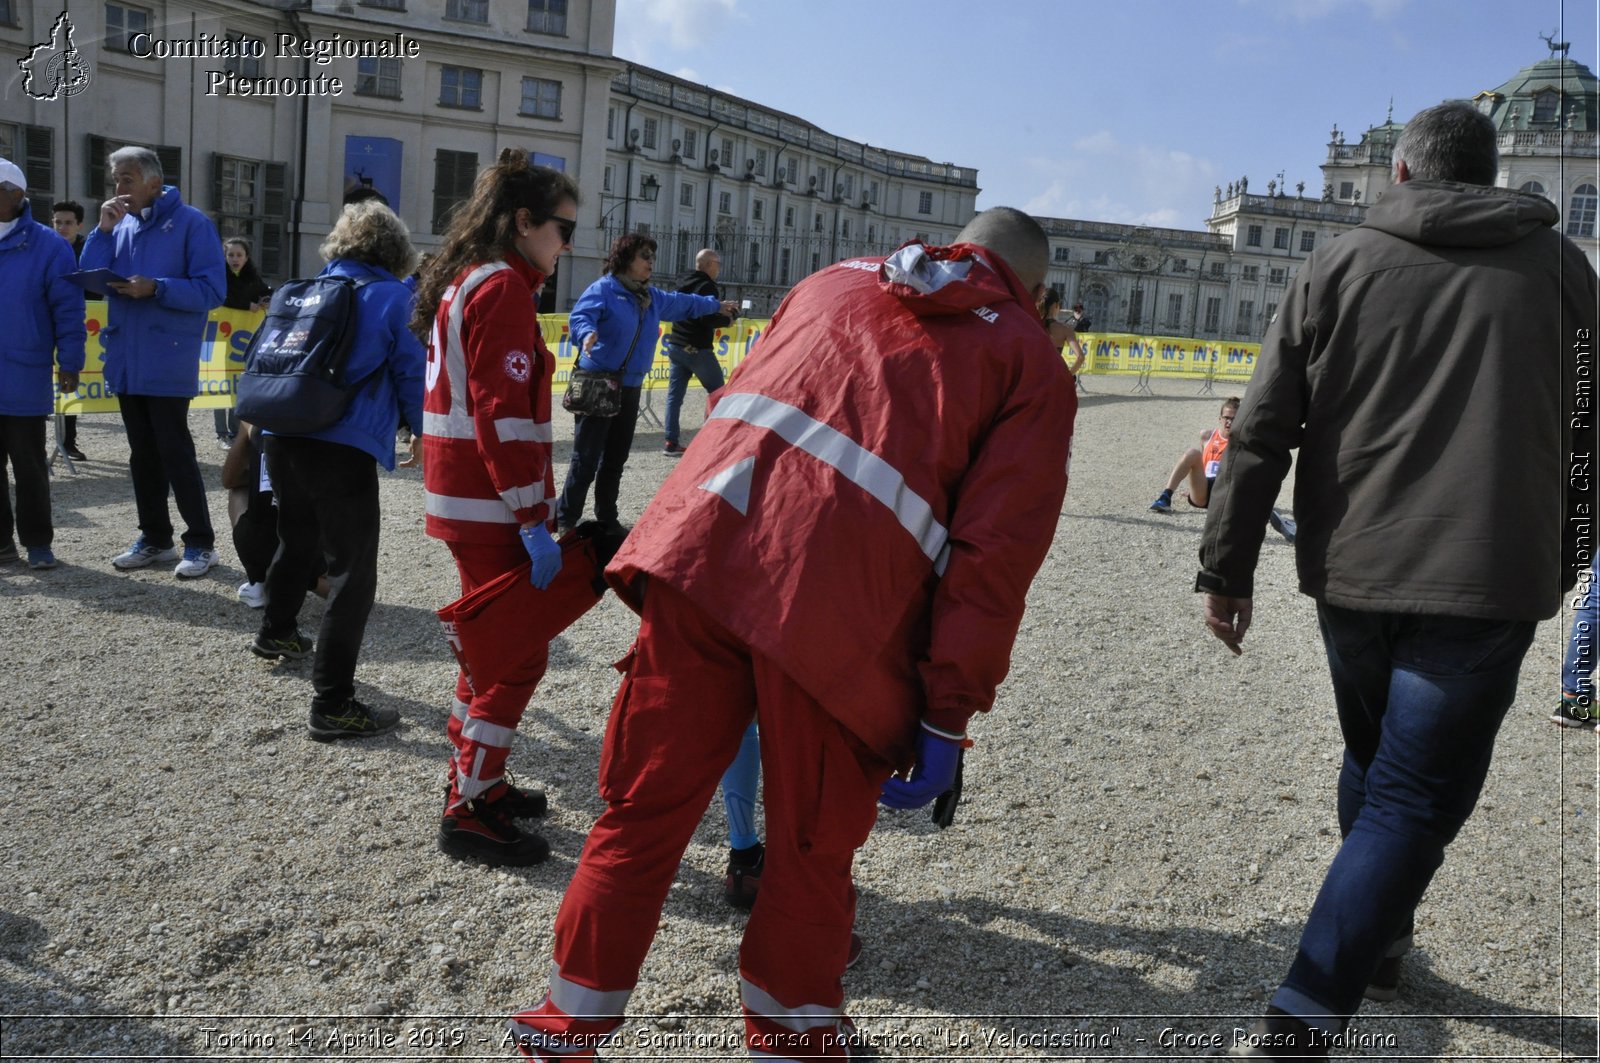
left=600, top=173, right=661, bottom=239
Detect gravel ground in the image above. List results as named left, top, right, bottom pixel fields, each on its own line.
left=1, top=378, right=1596, bottom=1061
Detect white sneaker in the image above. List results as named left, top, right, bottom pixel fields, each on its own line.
left=173, top=547, right=219, bottom=579
left=237, top=581, right=266, bottom=608
left=112, top=538, right=180, bottom=570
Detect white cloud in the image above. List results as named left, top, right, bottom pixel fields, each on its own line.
left=1015, top=134, right=1222, bottom=230
left=614, top=0, right=743, bottom=62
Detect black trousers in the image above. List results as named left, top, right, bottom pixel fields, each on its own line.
left=232, top=441, right=326, bottom=588
left=0, top=415, right=52, bottom=549
left=557, top=385, right=642, bottom=526
left=262, top=435, right=379, bottom=708
left=117, top=394, right=215, bottom=549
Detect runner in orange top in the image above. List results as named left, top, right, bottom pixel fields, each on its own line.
left=1149, top=396, right=1295, bottom=541
left=1150, top=397, right=1239, bottom=512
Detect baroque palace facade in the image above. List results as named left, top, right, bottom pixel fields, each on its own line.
left=3, top=0, right=1596, bottom=333
left=1038, top=51, right=1599, bottom=344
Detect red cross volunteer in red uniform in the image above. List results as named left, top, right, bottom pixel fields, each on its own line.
left=410, top=151, right=581, bottom=868
left=509, top=207, right=1077, bottom=1060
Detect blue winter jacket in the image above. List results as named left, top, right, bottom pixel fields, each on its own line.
left=569, top=273, right=720, bottom=387
left=270, top=259, right=425, bottom=471
left=0, top=209, right=86, bottom=417
left=80, top=185, right=226, bottom=397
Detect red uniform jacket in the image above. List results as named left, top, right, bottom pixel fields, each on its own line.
left=422, top=255, right=556, bottom=544
left=608, top=242, right=1076, bottom=765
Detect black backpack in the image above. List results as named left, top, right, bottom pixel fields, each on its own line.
left=235, top=275, right=378, bottom=435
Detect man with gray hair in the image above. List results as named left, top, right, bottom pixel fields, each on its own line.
left=509, top=209, right=1076, bottom=1060
left=1198, top=101, right=1597, bottom=1057
left=81, top=146, right=226, bottom=578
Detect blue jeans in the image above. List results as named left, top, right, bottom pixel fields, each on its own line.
left=1562, top=562, right=1597, bottom=702
left=1273, top=604, right=1535, bottom=1031
left=662, top=341, right=725, bottom=446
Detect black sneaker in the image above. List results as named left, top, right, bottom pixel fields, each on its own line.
left=441, top=775, right=547, bottom=819
left=1365, top=932, right=1411, bottom=1001
left=1225, top=1007, right=1329, bottom=1059
left=63, top=445, right=87, bottom=461
left=439, top=793, right=551, bottom=866
left=308, top=699, right=400, bottom=740
left=252, top=630, right=314, bottom=660
left=724, top=843, right=764, bottom=909
left=1365, top=954, right=1401, bottom=1002
left=498, top=772, right=549, bottom=818
left=0, top=542, right=17, bottom=564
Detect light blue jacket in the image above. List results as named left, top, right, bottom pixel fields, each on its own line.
left=80, top=185, right=226, bottom=397
left=0, top=209, right=85, bottom=416
left=570, top=273, right=720, bottom=387
left=271, top=259, right=425, bottom=471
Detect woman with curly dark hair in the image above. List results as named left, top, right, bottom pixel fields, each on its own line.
left=411, top=148, right=579, bottom=867
left=556, top=233, right=737, bottom=530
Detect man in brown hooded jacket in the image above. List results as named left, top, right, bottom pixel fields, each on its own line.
left=1197, top=101, right=1598, bottom=1058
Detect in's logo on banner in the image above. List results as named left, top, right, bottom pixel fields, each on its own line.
left=18, top=11, right=93, bottom=101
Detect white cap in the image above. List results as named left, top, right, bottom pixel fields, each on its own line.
left=0, top=157, right=24, bottom=193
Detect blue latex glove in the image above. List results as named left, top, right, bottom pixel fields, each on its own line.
left=880, top=727, right=964, bottom=809
left=519, top=524, right=563, bottom=590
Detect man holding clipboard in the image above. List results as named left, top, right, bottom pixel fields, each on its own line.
left=80, top=145, right=226, bottom=579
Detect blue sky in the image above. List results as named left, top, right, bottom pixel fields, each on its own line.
left=614, top=0, right=1599, bottom=230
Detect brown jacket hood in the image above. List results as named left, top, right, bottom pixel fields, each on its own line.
left=1364, top=179, right=1560, bottom=248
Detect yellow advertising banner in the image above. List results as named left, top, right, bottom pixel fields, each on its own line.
left=1071, top=332, right=1260, bottom=380
left=57, top=301, right=265, bottom=414
left=54, top=310, right=1255, bottom=416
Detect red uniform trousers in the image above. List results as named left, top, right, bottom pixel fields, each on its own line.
left=445, top=540, right=550, bottom=805
left=510, top=581, right=893, bottom=1061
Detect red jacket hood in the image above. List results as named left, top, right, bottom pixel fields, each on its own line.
left=874, top=241, right=1035, bottom=317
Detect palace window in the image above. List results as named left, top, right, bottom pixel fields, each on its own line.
left=520, top=77, right=561, bottom=119
left=356, top=57, right=402, bottom=98
left=212, top=154, right=287, bottom=277
left=446, top=0, right=487, bottom=22
left=1570, top=184, right=1598, bottom=238
left=432, top=149, right=478, bottom=233
left=527, top=0, right=567, bottom=35
left=105, top=2, right=150, bottom=53
left=439, top=66, right=482, bottom=109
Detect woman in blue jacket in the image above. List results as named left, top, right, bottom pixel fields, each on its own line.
left=249, top=200, right=426, bottom=742
left=556, top=234, right=734, bottom=529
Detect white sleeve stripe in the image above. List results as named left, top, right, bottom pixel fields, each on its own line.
left=423, top=410, right=476, bottom=440
left=499, top=483, right=548, bottom=512
left=494, top=417, right=554, bottom=443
